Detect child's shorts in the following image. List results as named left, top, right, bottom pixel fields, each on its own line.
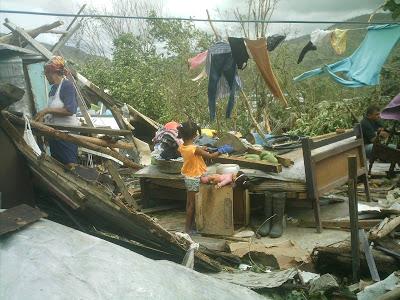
left=183, top=176, right=201, bottom=192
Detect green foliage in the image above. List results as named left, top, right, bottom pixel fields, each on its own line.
left=383, top=0, right=400, bottom=19
left=79, top=12, right=400, bottom=137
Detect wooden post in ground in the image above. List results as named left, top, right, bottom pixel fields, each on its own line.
left=348, top=155, right=360, bottom=282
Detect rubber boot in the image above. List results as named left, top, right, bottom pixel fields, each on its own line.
left=258, top=192, right=273, bottom=237
left=269, top=193, right=286, bottom=238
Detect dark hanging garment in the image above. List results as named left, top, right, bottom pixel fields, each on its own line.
left=207, top=52, right=237, bottom=120
left=266, top=34, right=286, bottom=51
left=228, top=37, right=249, bottom=70
left=297, top=41, right=317, bottom=64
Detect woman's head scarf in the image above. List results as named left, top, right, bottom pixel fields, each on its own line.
left=45, top=56, right=67, bottom=75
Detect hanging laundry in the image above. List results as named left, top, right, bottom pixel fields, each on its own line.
left=297, top=29, right=332, bottom=64
left=245, top=38, right=288, bottom=107
left=310, top=29, right=333, bottom=45
left=228, top=37, right=249, bottom=70
left=294, top=24, right=400, bottom=87
left=188, top=50, right=208, bottom=70
left=381, top=93, right=400, bottom=121
left=330, top=29, right=348, bottom=55
left=267, top=34, right=286, bottom=51
left=297, top=41, right=317, bottom=64
left=206, top=41, right=242, bottom=121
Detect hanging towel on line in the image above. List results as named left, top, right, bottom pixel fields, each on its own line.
left=245, top=38, right=288, bottom=107
left=330, top=29, right=348, bottom=55
left=294, top=24, right=400, bottom=87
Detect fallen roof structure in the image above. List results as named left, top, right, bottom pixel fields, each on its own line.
left=0, top=18, right=223, bottom=271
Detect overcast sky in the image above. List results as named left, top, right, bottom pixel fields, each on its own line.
left=0, top=0, right=383, bottom=45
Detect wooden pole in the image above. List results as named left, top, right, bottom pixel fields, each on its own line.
left=348, top=155, right=360, bottom=282
left=206, top=9, right=221, bottom=40
left=0, top=20, right=63, bottom=45
left=3, top=112, right=141, bottom=170
left=240, top=90, right=268, bottom=144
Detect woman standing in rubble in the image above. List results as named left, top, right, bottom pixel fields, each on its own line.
left=34, top=56, right=80, bottom=169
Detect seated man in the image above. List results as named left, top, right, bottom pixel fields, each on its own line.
left=360, top=105, right=389, bottom=159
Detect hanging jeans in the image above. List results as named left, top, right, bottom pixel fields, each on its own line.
left=294, top=24, right=400, bottom=87
left=245, top=38, right=288, bottom=107
left=208, top=52, right=237, bottom=121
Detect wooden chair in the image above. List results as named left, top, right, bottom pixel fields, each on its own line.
left=302, top=124, right=370, bottom=233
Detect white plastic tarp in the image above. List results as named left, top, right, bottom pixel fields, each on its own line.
left=0, top=218, right=265, bottom=300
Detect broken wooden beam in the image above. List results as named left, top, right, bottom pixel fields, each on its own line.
left=214, top=155, right=282, bottom=173
left=105, top=161, right=139, bottom=210
left=51, top=4, right=86, bottom=52
left=348, top=155, right=360, bottom=282
left=0, top=83, right=25, bottom=110
left=69, top=134, right=136, bottom=150
left=298, top=219, right=381, bottom=230
left=369, top=216, right=400, bottom=241
left=0, top=20, right=63, bottom=46
left=4, top=111, right=141, bottom=169
left=312, top=243, right=398, bottom=278
left=44, top=123, right=131, bottom=136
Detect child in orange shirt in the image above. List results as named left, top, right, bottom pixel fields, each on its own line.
left=178, top=121, right=220, bottom=233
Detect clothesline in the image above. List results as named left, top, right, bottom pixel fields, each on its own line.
left=1, top=9, right=399, bottom=25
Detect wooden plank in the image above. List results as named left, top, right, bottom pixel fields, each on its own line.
left=44, top=123, right=131, bottom=136
left=4, top=20, right=53, bottom=59
left=302, top=138, right=322, bottom=233
left=0, top=204, right=45, bottom=235
left=196, top=184, right=234, bottom=236
left=348, top=155, right=360, bottom=283
left=141, top=204, right=182, bottom=214
left=298, top=219, right=381, bottom=230
left=314, top=147, right=364, bottom=195
left=51, top=4, right=86, bottom=52
left=5, top=111, right=141, bottom=169
left=0, top=20, right=63, bottom=45
left=312, top=139, right=363, bottom=163
left=311, top=130, right=356, bottom=149
left=51, top=23, right=81, bottom=53
left=214, top=155, right=282, bottom=173
left=105, top=161, right=139, bottom=210
left=249, top=180, right=306, bottom=192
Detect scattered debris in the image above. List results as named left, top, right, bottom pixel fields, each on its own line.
left=210, top=268, right=298, bottom=289
left=308, top=273, right=339, bottom=297
left=229, top=240, right=309, bottom=269
left=357, top=272, right=400, bottom=300
left=0, top=204, right=45, bottom=235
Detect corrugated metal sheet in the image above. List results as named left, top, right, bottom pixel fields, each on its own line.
left=0, top=54, right=33, bottom=116
left=27, top=62, right=48, bottom=112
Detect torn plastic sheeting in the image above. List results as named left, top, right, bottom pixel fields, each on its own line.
left=0, top=218, right=265, bottom=300
left=210, top=268, right=297, bottom=289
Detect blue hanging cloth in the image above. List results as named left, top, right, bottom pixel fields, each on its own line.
left=293, top=24, right=400, bottom=87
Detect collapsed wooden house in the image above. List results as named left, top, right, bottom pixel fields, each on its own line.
left=0, top=18, right=223, bottom=271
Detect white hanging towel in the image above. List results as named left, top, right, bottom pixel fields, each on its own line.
left=310, top=29, right=333, bottom=46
